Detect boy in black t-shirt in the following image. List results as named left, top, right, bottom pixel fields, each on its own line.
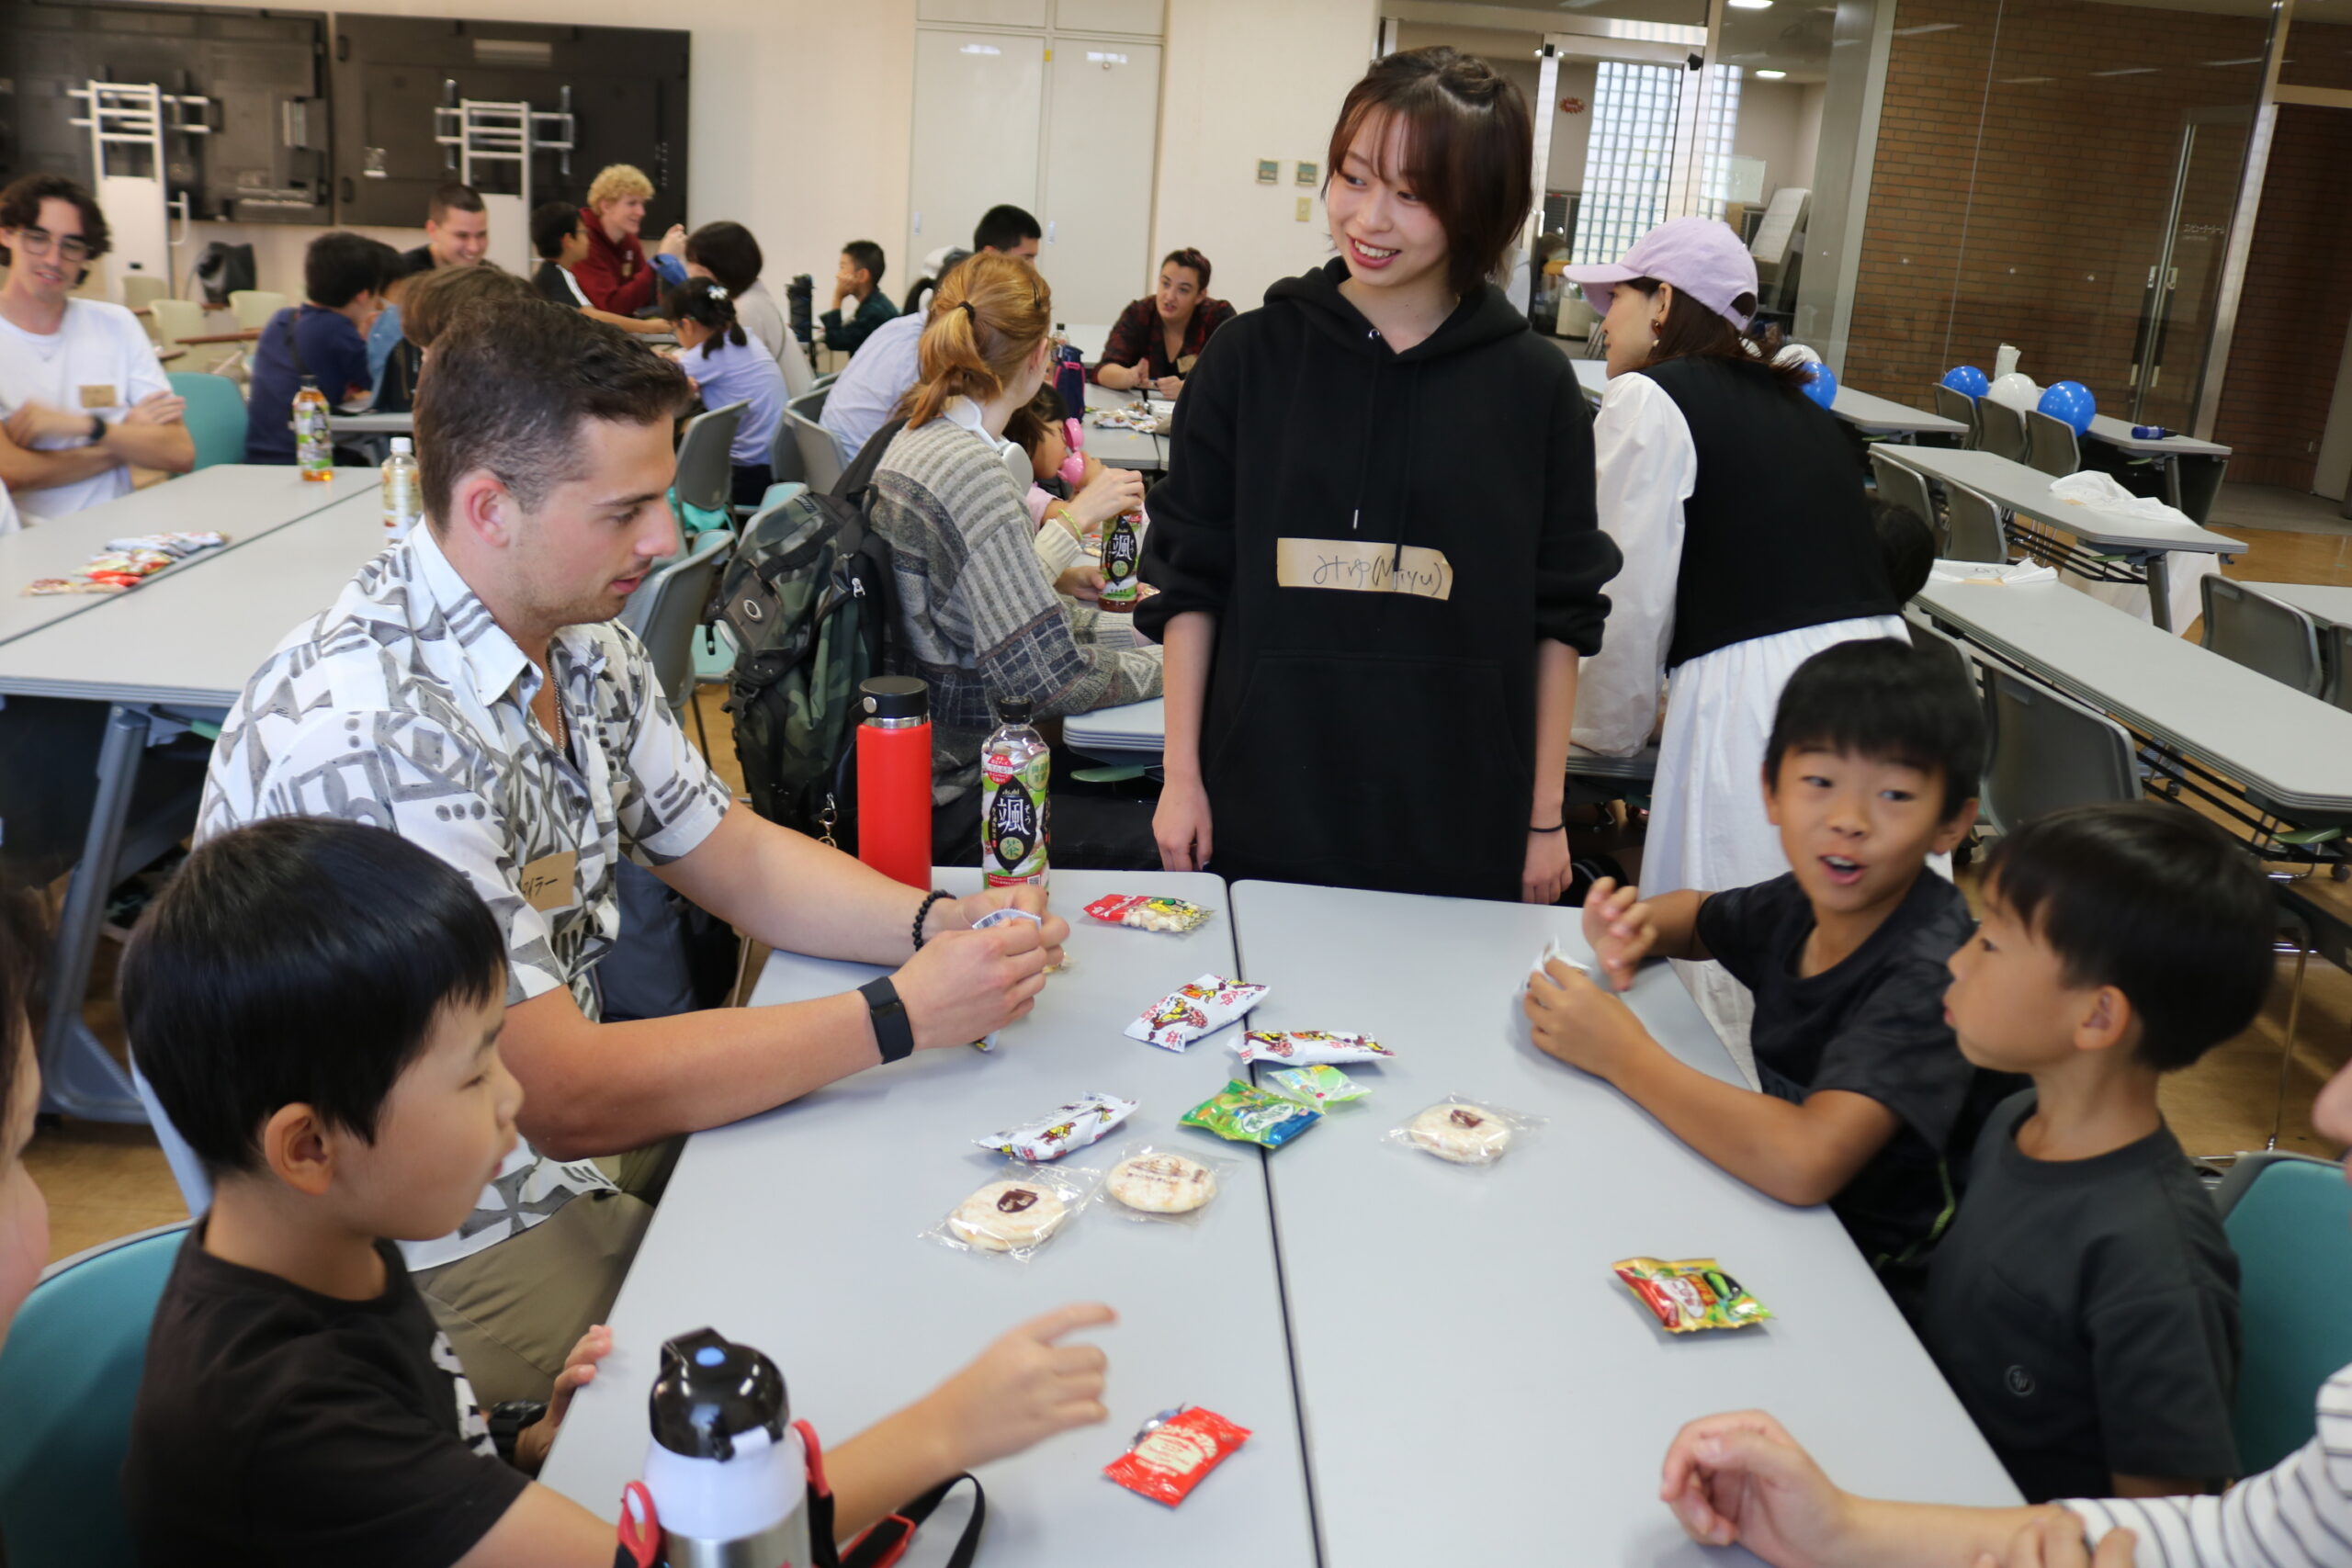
left=1926, top=802, right=2267, bottom=1501
left=1528, top=638, right=2011, bottom=1309
left=122, top=818, right=1114, bottom=1567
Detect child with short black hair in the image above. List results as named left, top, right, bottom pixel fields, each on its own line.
left=823, top=238, right=898, bottom=356
left=123, top=818, right=1114, bottom=1564
left=1003, top=384, right=1146, bottom=601
left=1528, top=637, right=2014, bottom=1310
left=1871, top=496, right=1936, bottom=604
left=1924, top=801, right=2267, bottom=1501
left=243, top=230, right=401, bottom=462
left=663, top=276, right=788, bottom=507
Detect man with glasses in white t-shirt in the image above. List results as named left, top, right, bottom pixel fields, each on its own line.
left=0, top=175, right=193, bottom=524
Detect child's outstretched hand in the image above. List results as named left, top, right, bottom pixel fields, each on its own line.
left=1525, top=955, right=1650, bottom=1079
left=513, top=1323, right=614, bottom=1474
left=1580, top=877, right=1657, bottom=990
left=928, top=1303, right=1114, bottom=1472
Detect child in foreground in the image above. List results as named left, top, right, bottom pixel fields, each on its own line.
left=1921, top=802, right=2266, bottom=1501
left=1527, top=638, right=2012, bottom=1309
left=122, top=818, right=1113, bottom=1565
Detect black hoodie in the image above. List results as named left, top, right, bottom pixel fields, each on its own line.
left=1138, top=259, right=1622, bottom=900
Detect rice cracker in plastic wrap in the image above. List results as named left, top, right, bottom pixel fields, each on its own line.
left=1125, top=974, right=1268, bottom=1052
left=1614, top=1257, right=1772, bottom=1333
left=1084, top=893, right=1215, bottom=933
left=1104, top=1405, right=1252, bottom=1506
left=1232, top=1030, right=1395, bottom=1066
left=971, top=1092, right=1137, bottom=1161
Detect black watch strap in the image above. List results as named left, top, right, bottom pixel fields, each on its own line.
left=487, top=1399, right=547, bottom=1467
left=860, top=976, right=915, bottom=1063
left=86, top=413, right=107, bottom=443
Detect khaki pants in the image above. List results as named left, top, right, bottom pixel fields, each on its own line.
left=413, top=1138, right=680, bottom=1408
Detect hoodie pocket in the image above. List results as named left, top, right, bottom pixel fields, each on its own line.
left=1204, top=650, right=1527, bottom=879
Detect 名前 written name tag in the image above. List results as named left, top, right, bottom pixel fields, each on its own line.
left=1274, top=537, right=1453, bottom=601
left=517, top=850, right=578, bottom=912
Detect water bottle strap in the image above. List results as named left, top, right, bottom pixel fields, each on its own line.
left=798, top=1419, right=986, bottom=1568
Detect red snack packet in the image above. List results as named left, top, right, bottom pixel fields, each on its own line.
left=1103, top=1406, right=1251, bottom=1506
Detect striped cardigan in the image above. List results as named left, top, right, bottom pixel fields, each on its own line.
left=2069, top=1363, right=2352, bottom=1566
left=867, top=412, right=1162, bottom=802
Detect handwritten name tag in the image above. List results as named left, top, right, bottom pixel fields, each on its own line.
left=1274, top=537, right=1453, bottom=601
left=517, top=849, right=579, bottom=913
left=79, top=384, right=119, bottom=410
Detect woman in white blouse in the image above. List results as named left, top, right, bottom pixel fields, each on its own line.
left=1656, top=1046, right=2352, bottom=1568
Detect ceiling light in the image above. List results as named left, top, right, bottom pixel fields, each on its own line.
left=1893, top=21, right=1961, bottom=35
left=1729, top=0, right=1773, bottom=8
left=1756, top=68, right=1788, bottom=78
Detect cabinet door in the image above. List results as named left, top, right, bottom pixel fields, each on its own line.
left=918, top=0, right=1048, bottom=25
left=1038, top=39, right=1160, bottom=326
left=908, top=29, right=1045, bottom=277
left=1054, top=0, right=1165, bottom=34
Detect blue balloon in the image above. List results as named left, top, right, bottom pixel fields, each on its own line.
left=1940, top=364, right=1990, bottom=398
left=1804, top=361, right=1838, bottom=411
left=2037, top=379, right=2097, bottom=435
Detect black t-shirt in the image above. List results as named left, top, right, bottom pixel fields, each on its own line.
left=1695, top=870, right=2015, bottom=1275
left=1922, top=1090, right=2241, bottom=1501
left=124, top=1224, right=528, bottom=1566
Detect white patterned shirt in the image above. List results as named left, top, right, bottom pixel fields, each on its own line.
left=198, top=523, right=734, bottom=1268
left=2067, top=1363, right=2352, bottom=1567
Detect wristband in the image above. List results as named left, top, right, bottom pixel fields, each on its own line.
left=860, top=976, right=915, bottom=1063
left=1529, top=822, right=1566, bottom=833
left=487, top=1399, right=547, bottom=1468
left=911, top=888, right=953, bottom=952
left=86, top=413, right=107, bottom=444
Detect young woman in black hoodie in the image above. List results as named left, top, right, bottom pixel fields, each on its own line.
left=1137, top=48, right=1621, bottom=903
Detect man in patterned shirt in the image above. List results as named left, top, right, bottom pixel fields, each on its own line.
left=198, top=302, right=1067, bottom=1404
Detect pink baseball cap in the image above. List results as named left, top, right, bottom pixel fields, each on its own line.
left=1561, top=217, right=1759, bottom=328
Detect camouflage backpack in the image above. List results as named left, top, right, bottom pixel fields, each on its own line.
left=719, top=422, right=903, bottom=850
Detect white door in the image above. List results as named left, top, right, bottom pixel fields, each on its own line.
left=1039, top=39, right=1160, bottom=326
left=908, top=30, right=1046, bottom=282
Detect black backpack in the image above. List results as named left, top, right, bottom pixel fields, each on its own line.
left=719, top=419, right=906, bottom=852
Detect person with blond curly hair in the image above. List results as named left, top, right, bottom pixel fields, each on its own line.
left=573, top=163, right=683, bottom=316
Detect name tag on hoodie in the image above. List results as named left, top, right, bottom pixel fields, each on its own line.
left=1275, top=537, right=1453, bottom=601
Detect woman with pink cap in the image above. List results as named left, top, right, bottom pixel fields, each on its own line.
left=1563, top=217, right=1905, bottom=1043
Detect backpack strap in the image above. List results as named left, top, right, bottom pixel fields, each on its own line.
left=798, top=1420, right=986, bottom=1568
left=834, top=415, right=908, bottom=503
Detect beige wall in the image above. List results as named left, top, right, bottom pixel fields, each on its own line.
left=125, top=0, right=1379, bottom=317
left=1152, top=0, right=1378, bottom=309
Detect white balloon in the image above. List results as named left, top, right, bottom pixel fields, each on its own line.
left=1988, top=372, right=2040, bottom=411
left=1773, top=341, right=1823, bottom=367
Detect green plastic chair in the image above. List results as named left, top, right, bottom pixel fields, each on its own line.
left=0, top=1222, right=188, bottom=1566
left=2214, top=1152, right=2352, bottom=1473
left=166, top=371, right=247, bottom=471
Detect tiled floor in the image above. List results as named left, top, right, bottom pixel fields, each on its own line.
left=28, top=532, right=2352, bottom=1261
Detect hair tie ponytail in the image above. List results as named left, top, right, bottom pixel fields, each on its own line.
left=958, top=300, right=978, bottom=322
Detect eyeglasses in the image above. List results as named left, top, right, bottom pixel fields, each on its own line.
left=8, top=227, right=92, bottom=263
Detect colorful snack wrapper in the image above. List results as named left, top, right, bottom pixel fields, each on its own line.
left=1125, top=974, right=1268, bottom=1052
left=1267, top=1065, right=1365, bottom=1107
left=972, top=1091, right=1137, bottom=1161
left=1084, top=893, right=1215, bottom=933
left=1613, top=1257, right=1772, bottom=1334
left=1232, top=1030, right=1395, bottom=1066
left=1104, top=1406, right=1251, bottom=1506
left=1180, top=1080, right=1319, bottom=1147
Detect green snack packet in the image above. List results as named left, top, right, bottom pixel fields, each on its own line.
left=1181, top=1080, right=1321, bottom=1148
left=1268, top=1065, right=1365, bottom=1107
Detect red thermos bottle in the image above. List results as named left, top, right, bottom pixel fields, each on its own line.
left=856, top=676, right=933, bottom=889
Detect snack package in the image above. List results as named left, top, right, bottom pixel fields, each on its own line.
left=1095, top=1140, right=1237, bottom=1226
left=1232, top=1030, right=1395, bottom=1066
left=1180, top=1080, right=1319, bottom=1148
left=922, top=1160, right=1099, bottom=1261
left=1125, top=974, right=1269, bottom=1052
left=1613, top=1257, right=1773, bottom=1334
left=1267, top=1065, right=1366, bottom=1108
left=106, top=531, right=226, bottom=558
left=1104, top=1405, right=1252, bottom=1506
left=1083, top=894, right=1215, bottom=934
left=1386, top=1096, right=1544, bottom=1168
left=972, top=1092, right=1137, bottom=1161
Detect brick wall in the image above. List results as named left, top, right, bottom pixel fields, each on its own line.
left=1848, top=0, right=2270, bottom=430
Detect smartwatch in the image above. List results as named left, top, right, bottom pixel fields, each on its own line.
left=487, top=1399, right=548, bottom=1467
left=85, top=413, right=107, bottom=444
left=859, top=976, right=915, bottom=1063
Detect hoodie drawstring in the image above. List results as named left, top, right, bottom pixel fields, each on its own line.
left=1349, top=337, right=1382, bottom=535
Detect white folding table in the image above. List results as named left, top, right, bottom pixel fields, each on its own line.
left=1233, top=880, right=2018, bottom=1565
left=2236, top=581, right=2352, bottom=632
left=1570, top=358, right=1968, bottom=439
left=1083, top=381, right=1167, bottom=473
left=1885, top=446, right=2243, bottom=631
left=1915, top=576, right=2352, bottom=837
left=0, top=489, right=384, bottom=1121
left=2080, top=415, right=2230, bottom=524
left=541, top=869, right=1320, bottom=1567
left=0, top=465, right=363, bottom=648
